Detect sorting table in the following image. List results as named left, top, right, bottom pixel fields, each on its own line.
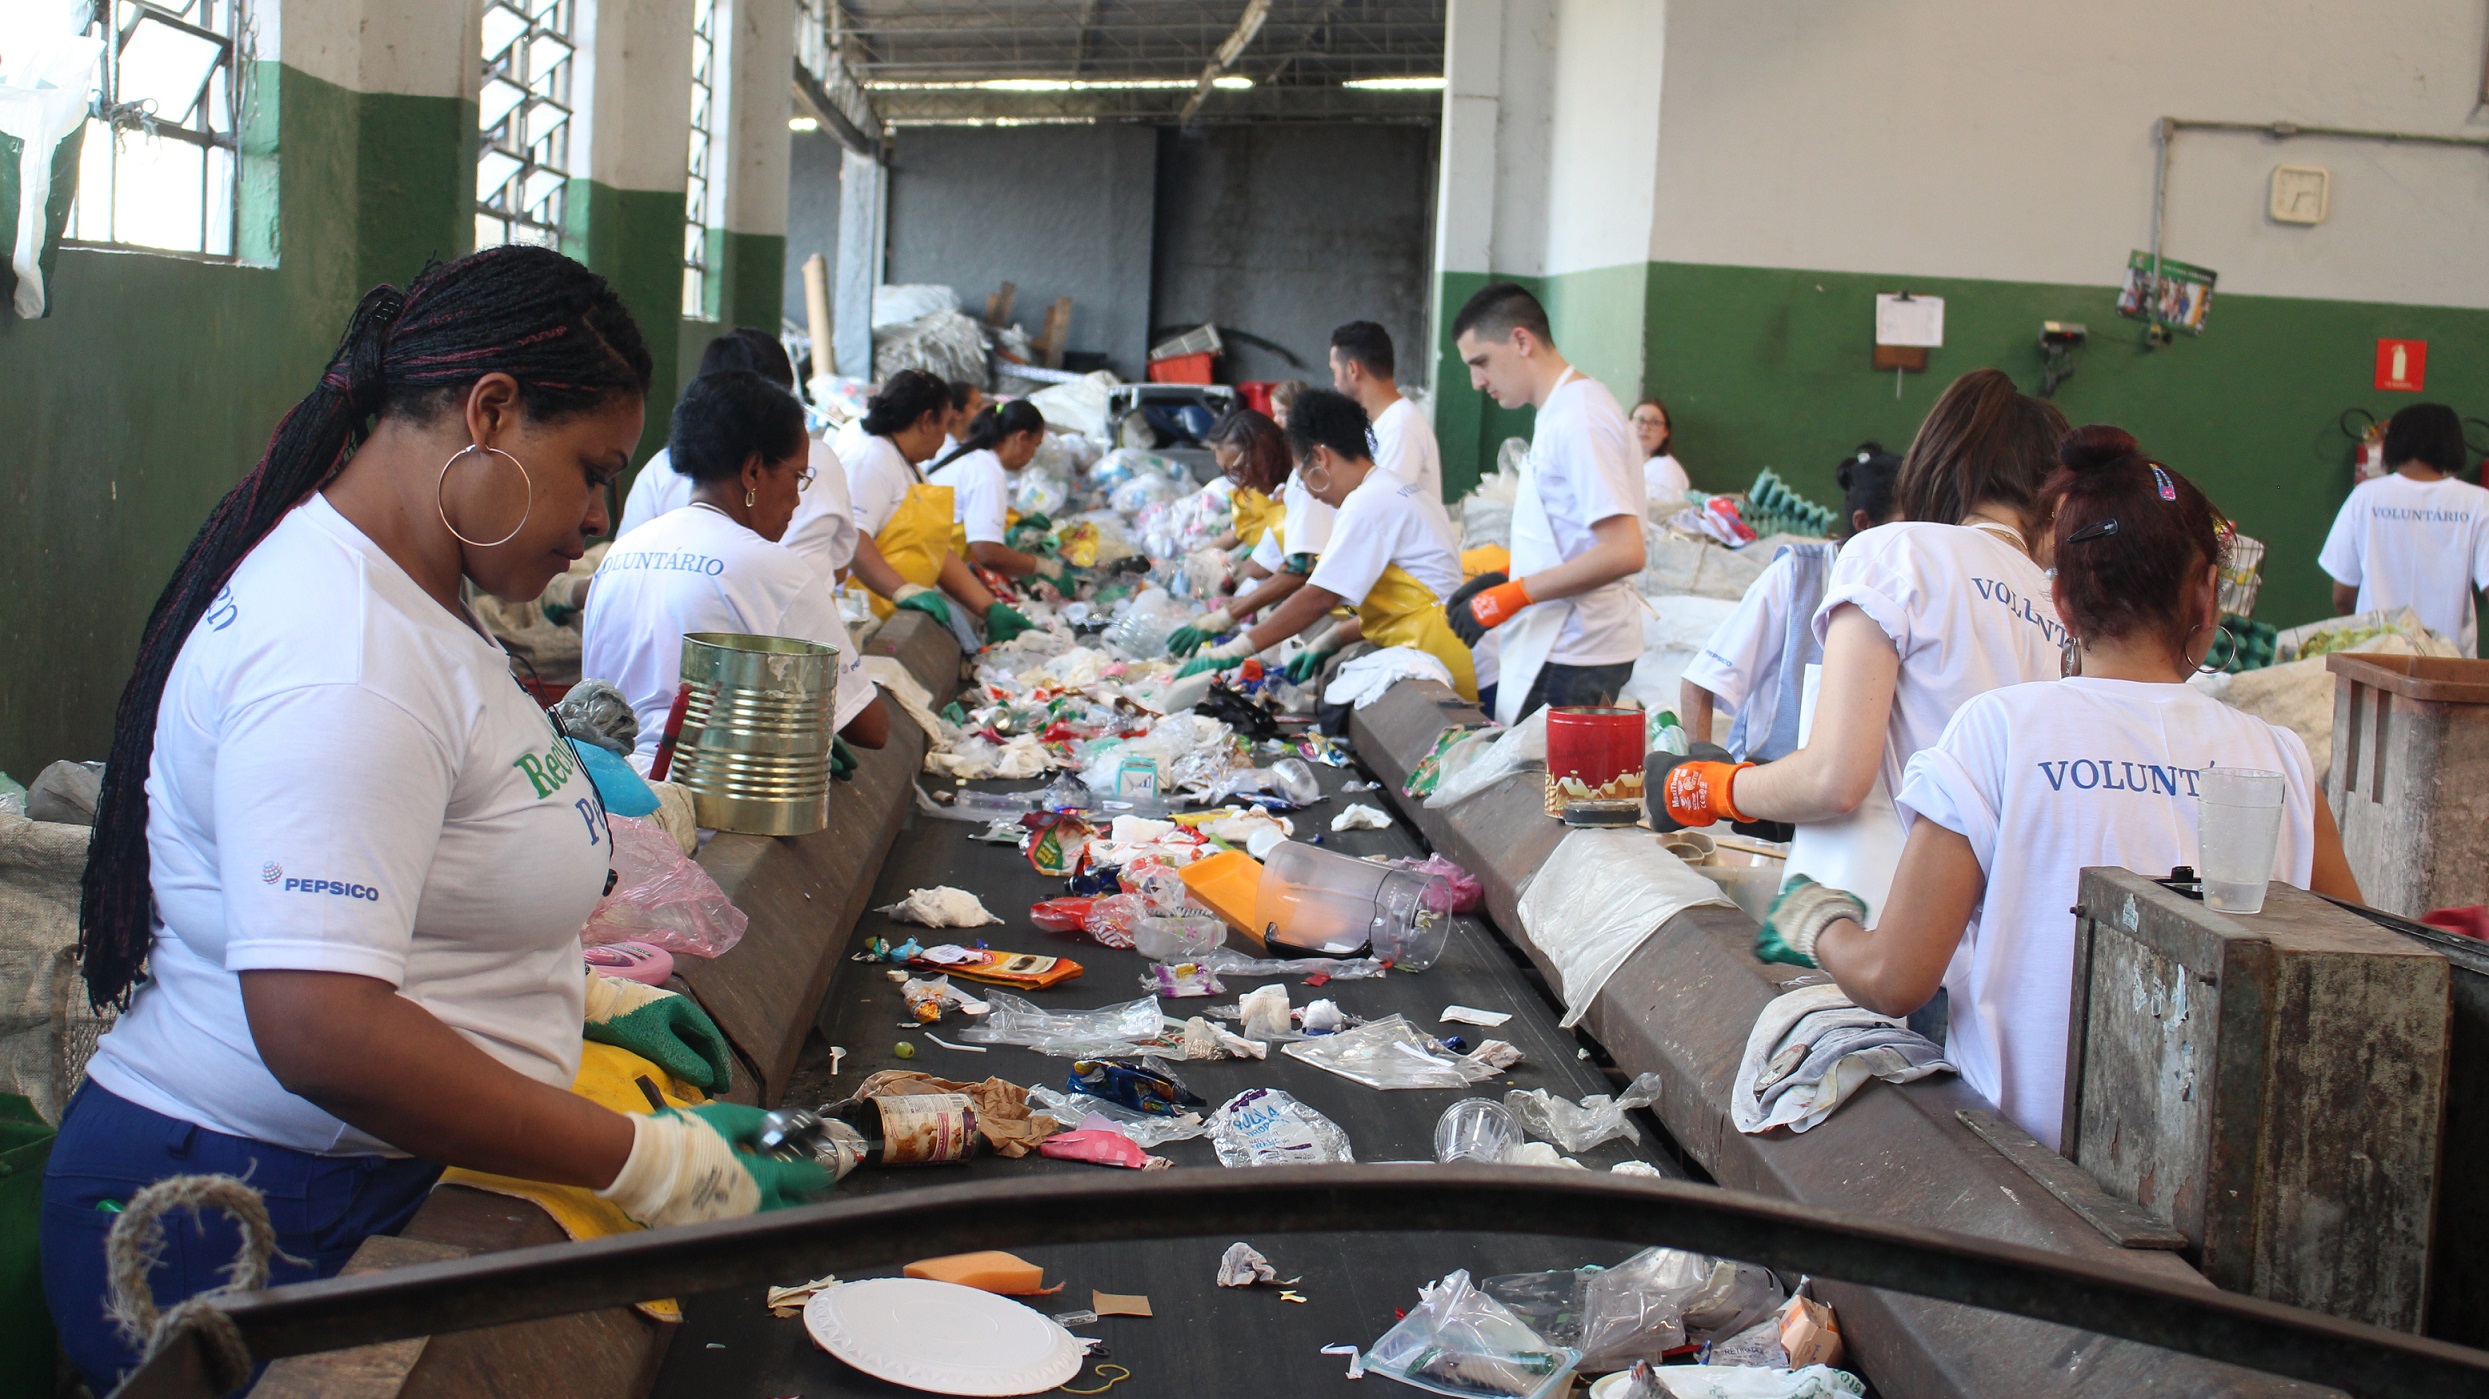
left=647, top=753, right=1683, bottom=1397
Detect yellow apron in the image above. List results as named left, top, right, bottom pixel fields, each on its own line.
left=1358, top=562, right=1479, bottom=703
left=1232, top=487, right=1280, bottom=548
left=869, top=480, right=958, bottom=619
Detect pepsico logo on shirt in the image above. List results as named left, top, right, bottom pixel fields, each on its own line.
left=261, top=860, right=282, bottom=884
left=280, top=876, right=383, bottom=901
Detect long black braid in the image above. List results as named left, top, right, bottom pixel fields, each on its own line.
left=78, top=245, right=654, bottom=1009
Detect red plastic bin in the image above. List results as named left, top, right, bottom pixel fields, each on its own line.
left=1236, top=380, right=1277, bottom=415
left=1147, top=352, right=1214, bottom=385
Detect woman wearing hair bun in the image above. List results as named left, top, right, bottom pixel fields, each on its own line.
left=1752, top=426, right=2361, bottom=1149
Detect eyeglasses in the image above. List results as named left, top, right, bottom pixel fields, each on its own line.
left=792, top=461, right=817, bottom=489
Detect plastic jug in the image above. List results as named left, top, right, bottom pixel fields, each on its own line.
left=1254, top=840, right=1452, bottom=970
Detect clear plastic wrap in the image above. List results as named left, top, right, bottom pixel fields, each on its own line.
left=1504, top=1071, right=1665, bottom=1153
left=955, top=992, right=1169, bottom=1057
left=1025, top=1085, right=1208, bottom=1149
left=1208, top=1088, right=1354, bottom=1166
left=551, top=679, right=638, bottom=755
left=1191, top=947, right=1389, bottom=980
left=1365, top=1269, right=1578, bottom=1399
left=1480, top=1249, right=1787, bottom=1373
left=580, top=815, right=748, bottom=958
left=1283, top=1014, right=1495, bottom=1090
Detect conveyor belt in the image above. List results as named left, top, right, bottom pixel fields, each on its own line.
left=646, top=754, right=1691, bottom=1398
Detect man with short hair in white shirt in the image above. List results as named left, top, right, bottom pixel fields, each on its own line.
left=2318, top=402, right=2489, bottom=655
left=1443, top=283, right=1649, bottom=723
left=1329, top=319, right=1444, bottom=505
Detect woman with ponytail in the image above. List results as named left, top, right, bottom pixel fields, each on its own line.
left=927, top=399, right=1059, bottom=585
left=833, top=369, right=1037, bottom=644
left=1751, top=427, right=2361, bottom=1149
left=45, top=248, right=829, bottom=1392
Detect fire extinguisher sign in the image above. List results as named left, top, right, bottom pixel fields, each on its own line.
left=2376, top=338, right=2428, bottom=392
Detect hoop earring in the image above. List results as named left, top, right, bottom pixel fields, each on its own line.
left=745, top=487, right=757, bottom=508
left=436, top=445, right=533, bottom=549
left=2195, top=622, right=2239, bottom=675
left=2061, top=639, right=2083, bottom=678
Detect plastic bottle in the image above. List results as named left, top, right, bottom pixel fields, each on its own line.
left=760, top=1094, right=983, bottom=1175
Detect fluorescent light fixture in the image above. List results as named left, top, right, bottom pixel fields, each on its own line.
left=788, top=115, right=820, bottom=131
left=871, top=76, right=1252, bottom=92
left=885, top=116, right=1102, bottom=128
left=1344, top=75, right=1446, bottom=91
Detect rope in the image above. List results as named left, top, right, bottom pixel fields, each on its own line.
left=106, top=1174, right=284, bottom=1392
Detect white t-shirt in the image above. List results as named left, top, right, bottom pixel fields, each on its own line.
left=1644, top=453, right=1690, bottom=506
left=582, top=504, right=876, bottom=763
left=1527, top=374, right=1648, bottom=666
left=837, top=423, right=924, bottom=539
left=1250, top=475, right=1338, bottom=571
left=87, top=496, right=611, bottom=1155
left=1814, top=521, right=2067, bottom=801
left=1305, top=466, right=1464, bottom=609
left=618, top=438, right=857, bottom=578
left=1897, top=678, right=2318, bottom=1150
left=1371, top=396, right=1443, bottom=502
left=2317, top=471, right=2489, bottom=655
left=928, top=448, right=1010, bottom=546
left=1684, top=549, right=1805, bottom=719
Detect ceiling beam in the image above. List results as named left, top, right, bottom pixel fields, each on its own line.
left=1179, top=0, right=1273, bottom=126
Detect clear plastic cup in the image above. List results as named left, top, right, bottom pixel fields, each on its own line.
left=1434, top=1098, right=1518, bottom=1165
left=2197, top=767, right=2286, bottom=914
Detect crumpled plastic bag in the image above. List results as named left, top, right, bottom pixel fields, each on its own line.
left=1209, top=1088, right=1354, bottom=1166
left=1283, top=1014, right=1504, bottom=1090
left=957, top=992, right=1170, bottom=1058
left=856, top=1070, right=1059, bottom=1158
left=877, top=885, right=1005, bottom=928
left=1218, top=1242, right=1282, bottom=1287
left=1516, top=829, right=1735, bottom=1028
left=552, top=679, right=638, bottom=755
left=1424, top=709, right=1550, bottom=808
left=581, top=815, right=748, bottom=958
left=1366, top=1268, right=1578, bottom=1399
left=1330, top=803, right=1392, bottom=832
left=1324, top=646, right=1457, bottom=710
left=1731, top=984, right=1953, bottom=1136
left=1636, top=1364, right=1863, bottom=1399
left=1483, top=1249, right=1785, bottom=1374
left=1026, top=1084, right=1208, bottom=1148
left=1505, top=1072, right=1665, bottom=1153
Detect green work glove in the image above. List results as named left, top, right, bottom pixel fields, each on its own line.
left=892, top=583, right=954, bottom=629
left=831, top=734, right=857, bottom=781
left=1168, top=608, right=1236, bottom=658
left=1755, top=875, right=1868, bottom=970
left=598, top=1103, right=834, bottom=1228
left=1177, top=653, right=1245, bottom=679
left=1015, top=512, right=1052, bottom=536
left=1285, top=647, right=1339, bottom=685
left=985, top=603, right=1037, bottom=643
left=583, top=973, right=734, bottom=1093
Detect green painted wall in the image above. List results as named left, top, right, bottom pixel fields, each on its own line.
left=562, top=179, right=687, bottom=465
left=0, top=63, right=471, bottom=781
left=1433, top=259, right=2489, bottom=630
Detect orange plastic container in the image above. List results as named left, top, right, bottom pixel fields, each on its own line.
left=1147, top=351, right=1215, bottom=384
left=1177, top=849, right=1263, bottom=933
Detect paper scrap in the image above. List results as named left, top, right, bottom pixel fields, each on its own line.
left=877, top=887, right=1004, bottom=927
left=766, top=1273, right=841, bottom=1317
left=1279, top=1290, right=1308, bottom=1304
left=1441, top=1005, right=1512, bottom=1028
left=1330, top=803, right=1392, bottom=832
left=1091, top=1290, right=1154, bottom=1317
left=1321, top=1343, right=1366, bottom=1379
left=1218, top=1241, right=1280, bottom=1287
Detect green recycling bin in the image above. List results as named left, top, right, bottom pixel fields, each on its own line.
left=0, top=1095, right=58, bottom=1394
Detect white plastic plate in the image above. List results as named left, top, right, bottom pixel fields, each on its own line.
left=803, top=1277, right=1085, bottom=1396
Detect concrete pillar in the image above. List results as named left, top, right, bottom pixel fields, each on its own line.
left=718, top=0, right=794, bottom=332
left=570, top=0, right=696, bottom=453
left=833, top=144, right=884, bottom=379
left=1429, top=0, right=1505, bottom=498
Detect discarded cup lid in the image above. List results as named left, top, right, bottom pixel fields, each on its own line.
left=806, top=1277, right=1084, bottom=1395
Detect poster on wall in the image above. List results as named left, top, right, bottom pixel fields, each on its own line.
left=2116, top=251, right=2218, bottom=335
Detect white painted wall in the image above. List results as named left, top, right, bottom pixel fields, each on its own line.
left=1652, top=0, right=2489, bottom=306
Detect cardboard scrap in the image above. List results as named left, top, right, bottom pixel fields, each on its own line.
left=1091, top=1290, right=1153, bottom=1317
left=766, top=1273, right=841, bottom=1317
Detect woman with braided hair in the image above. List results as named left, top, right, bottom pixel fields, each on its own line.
left=43, top=247, right=830, bottom=1391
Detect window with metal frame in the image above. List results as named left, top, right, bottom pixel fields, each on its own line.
left=65, top=0, right=246, bottom=258
left=477, top=0, right=579, bottom=250
left=681, top=0, right=720, bottom=318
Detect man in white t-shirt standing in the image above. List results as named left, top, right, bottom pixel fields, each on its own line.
left=1444, top=283, right=1649, bottom=723
left=1330, top=320, right=1443, bottom=503
left=2318, top=402, right=2489, bottom=655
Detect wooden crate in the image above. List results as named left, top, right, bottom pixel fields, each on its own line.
left=2326, top=653, right=2489, bottom=918
left=2063, top=869, right=2450, bottom=1332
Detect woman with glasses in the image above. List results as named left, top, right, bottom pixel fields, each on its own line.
left=583, top=370, right=888, bottom=766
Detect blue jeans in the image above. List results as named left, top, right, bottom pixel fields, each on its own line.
left=41, top=1083, right=441, bottom=1394
left=1478, top=659, right=1638, bottom=722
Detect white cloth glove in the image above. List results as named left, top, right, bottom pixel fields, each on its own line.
left=890, top=581, right=933, bottom=604
left=1205, top=633, right=1255, bottom=661
left=598, top=1112, right=759, bottom=1228
left=1195, top=606, right=1235, bottom=634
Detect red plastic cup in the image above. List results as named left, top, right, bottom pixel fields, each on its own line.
left=1545, top=706, right=1646, bottom=817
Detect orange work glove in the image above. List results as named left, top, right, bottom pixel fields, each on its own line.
left=1446, top=572, right=1534, bottom=647
left=1658, top=757, right=1755, bottom=829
